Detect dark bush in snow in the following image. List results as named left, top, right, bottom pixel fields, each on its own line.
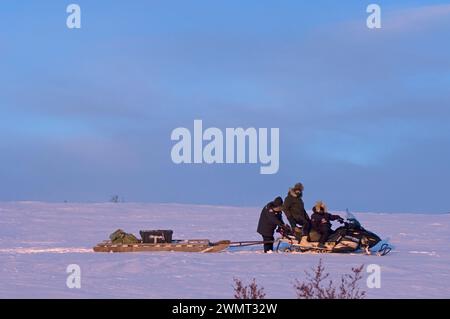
left=233, top=278, right=266, bottom=299
left=293, top=259, right=366, bottom=299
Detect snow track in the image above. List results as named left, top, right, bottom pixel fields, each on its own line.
left=0, top=247, right=93, bottom=254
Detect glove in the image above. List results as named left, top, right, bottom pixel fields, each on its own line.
left=276, top=224, right=290, bottom=235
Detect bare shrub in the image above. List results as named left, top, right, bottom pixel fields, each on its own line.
left=294, top=259, right=366, bottom=299
left=337, top=264, right=366, bottom=299
left=233, top=278, right=266, bottom=299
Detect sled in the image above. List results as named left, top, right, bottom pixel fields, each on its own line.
left=93, top=239, right=231, bottom=253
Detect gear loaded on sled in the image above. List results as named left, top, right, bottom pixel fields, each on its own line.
left=94, top=229, right=230, bottom=253
left=109, top=229, right=140, bottom=244
left=276, top=210, right=390, bottom=255
left=140, top=230, right=173, bottom=244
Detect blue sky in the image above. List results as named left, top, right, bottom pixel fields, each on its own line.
left=1, top=1, right=450, bottom=212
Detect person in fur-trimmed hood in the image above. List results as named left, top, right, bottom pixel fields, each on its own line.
left=283, top=182, right=311, bottom=238
left=311, top=201, right=344, bottom=248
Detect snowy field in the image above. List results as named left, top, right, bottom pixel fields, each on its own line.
left=0, top=202, right=449, bottom=299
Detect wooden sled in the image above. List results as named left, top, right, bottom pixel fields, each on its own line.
left=93, top=239, right=230, bottom=253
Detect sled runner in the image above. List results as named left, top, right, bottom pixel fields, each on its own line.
left=93, top=239, right=231, bottom=253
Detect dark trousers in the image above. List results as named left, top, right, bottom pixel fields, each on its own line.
left=262, top=235, right=274, bottom=252
left=294, top=221, right=311, bottom=240
left=301, top=221, right=311, bottom=236
left=317, top=225, right=331, bottom=244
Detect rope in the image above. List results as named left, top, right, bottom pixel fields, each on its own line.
left=229, top=240, right=274, bottom=247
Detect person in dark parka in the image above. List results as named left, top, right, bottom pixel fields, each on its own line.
left=257, top=196, right=285, bottom=253
left=283, top=183, right=311, bottom=238
left=310, top=201, right=344, bottom=248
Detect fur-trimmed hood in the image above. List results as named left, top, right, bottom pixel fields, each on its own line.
left=288, top=188, right=300, bottom=198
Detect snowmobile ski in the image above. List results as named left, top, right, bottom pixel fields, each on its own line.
left=376, top=243, right=392, bottom=256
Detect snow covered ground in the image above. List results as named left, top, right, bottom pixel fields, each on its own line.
left=0, top=202, right=449, bottom=298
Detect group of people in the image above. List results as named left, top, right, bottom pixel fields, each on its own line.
left=257, top=182, right=344, bottom=253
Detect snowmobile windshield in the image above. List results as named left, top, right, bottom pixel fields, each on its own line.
left=345, top=210, right=361, bottom=228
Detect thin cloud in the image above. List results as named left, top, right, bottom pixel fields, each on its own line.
left=385, top=4, right=450, bottom=32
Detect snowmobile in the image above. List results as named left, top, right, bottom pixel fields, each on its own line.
left=275, top=212, right=391, bottom=256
